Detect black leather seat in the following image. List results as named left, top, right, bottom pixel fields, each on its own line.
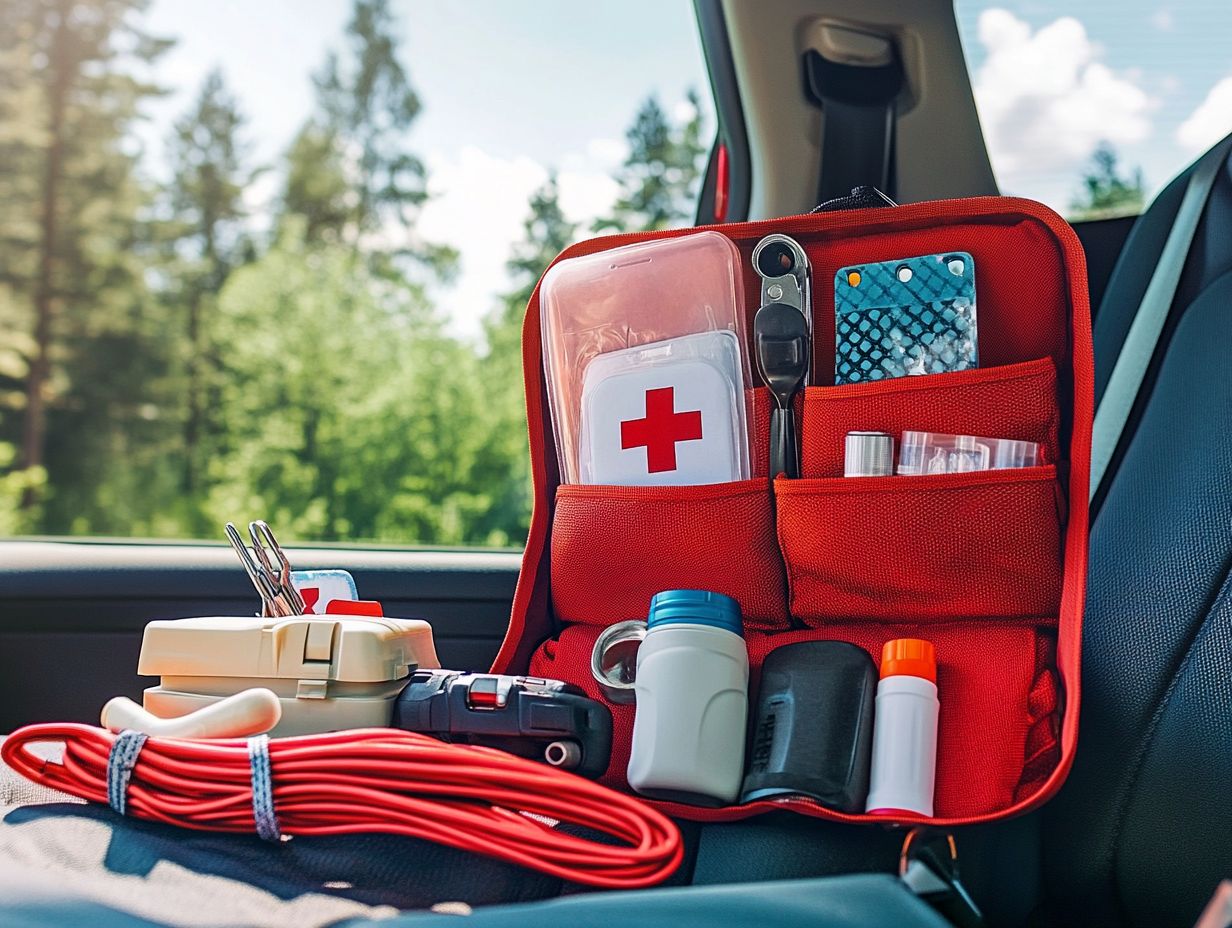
left=1040, top=134, right=1232, bottom=926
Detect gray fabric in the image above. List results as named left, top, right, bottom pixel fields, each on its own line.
left=336, top=874, right=950, bottom=928
left=0, top=803, right=403, bottom=927
left=0, top=740, right=83, bottom=808
left=0, top=743, right=562, bottom=927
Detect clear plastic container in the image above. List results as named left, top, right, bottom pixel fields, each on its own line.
left=540, top=232, right=750, bottom=485
left=896, top=431, right=1043, bottom=476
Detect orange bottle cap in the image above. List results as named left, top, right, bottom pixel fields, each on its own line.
left=880, top=638, right=936, bottom=683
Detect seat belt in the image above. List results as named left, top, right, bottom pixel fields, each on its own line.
left=802, top=45, right=904, bottom=204
left=1089, top=135, right=1232, bottom=502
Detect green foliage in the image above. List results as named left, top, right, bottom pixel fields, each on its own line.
left=1070, top=142, right=1145, bottom=220
left=0, top=443, right=44, bottom=535
left=473, top=174, right=579, bottom=545
left=291, top=0, right=458, bottom=279
left=204, top=224, right=498, bottom=544
left=594, top=88, right=707, bottom=232
left=0, top=0, right=709, bottom=548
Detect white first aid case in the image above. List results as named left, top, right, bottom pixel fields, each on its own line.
left=137, top=614, right=440, bottom=736
left=579, top=331, right=749, bottom=485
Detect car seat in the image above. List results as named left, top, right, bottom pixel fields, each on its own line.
left=1039, top=131, right=1232, bottom=926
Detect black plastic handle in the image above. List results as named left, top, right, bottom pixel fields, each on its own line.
left=770, top=406, right=798, bottom=479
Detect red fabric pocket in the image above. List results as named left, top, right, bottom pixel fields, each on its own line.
left=529, top=621, right=1057, bottom=820
left=798, top=358, right=1059, bottom=479
left=551, top=478, right=789, bottom=630
left=776, top=467, right=1063, bottom=624
left=529, top=625, right=636, bottom=790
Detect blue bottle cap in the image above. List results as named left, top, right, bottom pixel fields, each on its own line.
left=647, top=589, right=743, bottom=637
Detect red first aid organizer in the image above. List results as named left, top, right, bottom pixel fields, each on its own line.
left=493, top=197, right=1092, bottom=827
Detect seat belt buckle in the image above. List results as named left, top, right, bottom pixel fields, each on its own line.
left=899, top=827, right=985, bottom=928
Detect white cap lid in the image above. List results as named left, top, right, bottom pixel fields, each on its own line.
left=844, top=431, right=895, bottom=477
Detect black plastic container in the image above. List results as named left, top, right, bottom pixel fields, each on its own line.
left=741, top=640, right=877, bottom=811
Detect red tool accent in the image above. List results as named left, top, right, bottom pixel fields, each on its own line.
left=325, top=599, right=383, bottom=617
left=620, top=387, right=703, bottom=474
left=2, top=724, right=683, bottom=890
left=714, top=141, right=729, bottom=223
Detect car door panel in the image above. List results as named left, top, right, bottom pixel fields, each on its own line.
left=0, top=541, right=520, bottom=732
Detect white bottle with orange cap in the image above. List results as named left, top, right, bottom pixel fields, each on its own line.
left=865, top=638, right=939, bottom=817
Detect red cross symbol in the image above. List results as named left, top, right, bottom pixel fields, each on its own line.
left=620, top=386, right=704, bottom=473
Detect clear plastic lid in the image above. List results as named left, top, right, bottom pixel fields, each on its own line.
left=540, top=232, right=749, bottom=484
left=896, top=431, right=1043, bottom=476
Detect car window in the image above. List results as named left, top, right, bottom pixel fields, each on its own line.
left=957, top=0, right=1232, bottom=219
left=0, top=0, right=713, bottom=546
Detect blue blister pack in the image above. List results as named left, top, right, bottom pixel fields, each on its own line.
left=833, top=252, right=977, bottom=384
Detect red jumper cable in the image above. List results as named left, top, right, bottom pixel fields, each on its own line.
left=3, top=724, right=682, bottom=889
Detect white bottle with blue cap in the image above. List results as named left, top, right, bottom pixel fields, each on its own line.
left=628, top=589, right=749, bottom=805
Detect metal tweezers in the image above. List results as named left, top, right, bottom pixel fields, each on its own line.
left=225, top=520, right=307, bottom=617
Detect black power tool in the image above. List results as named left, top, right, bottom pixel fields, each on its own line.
left=392, top=670, right=613, bottom=779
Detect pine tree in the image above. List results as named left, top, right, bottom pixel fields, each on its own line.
left=1070, top=143, right=1145, bottom=220
left=502, top=174, right=578, bottom=325
left=595, top=89, right=708, bottom=232
left=473, top=174, right=577, bottom=545
left=163, top=69, right=254, bottom=502
left=0, top=0, right=171, bottom=522
left=281, top=122, right=352, bottom=246
left=288, top=0, right=456, bottom=277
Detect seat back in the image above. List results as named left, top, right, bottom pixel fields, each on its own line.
left=1043, top=137, right=1232, bottom=926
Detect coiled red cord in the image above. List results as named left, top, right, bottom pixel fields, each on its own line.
left=3, top=724, right=682, bottom=889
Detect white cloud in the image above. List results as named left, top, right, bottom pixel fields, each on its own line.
left=558, top=170, right=621, bottom=226
left=972, top=10, right=1155, bottom=196
left=672, top=98, right=699, bottom=124
left=1150, top=9, right=1175, bottom=31
left=241, top=169, right=282, bottom=237
left=1177, top=76, right=1232, bottom=153
left=418, top=144, right=622, bottom=339
left=582, top=137, right=629, bottom=169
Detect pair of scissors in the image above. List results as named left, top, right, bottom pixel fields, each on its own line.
left=225, top=521, right=307, bottom=617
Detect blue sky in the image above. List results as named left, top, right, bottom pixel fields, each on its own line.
left=138, top=1, right=1232, bottom=337
left=956, top=0, right=1232, bottom=202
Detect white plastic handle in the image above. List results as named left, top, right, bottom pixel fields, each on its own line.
left=101, top=688, right=282, bottom=739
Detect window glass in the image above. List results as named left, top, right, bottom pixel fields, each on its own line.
left=0, top=0, right=713, bottom=546
left=956, top=0, right=1232, bottom=219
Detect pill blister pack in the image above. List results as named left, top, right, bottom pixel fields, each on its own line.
left=834, top=252, right=977, bottom=384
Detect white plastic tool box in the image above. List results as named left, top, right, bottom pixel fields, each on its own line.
left=137, top=615, right=440, bottom=736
